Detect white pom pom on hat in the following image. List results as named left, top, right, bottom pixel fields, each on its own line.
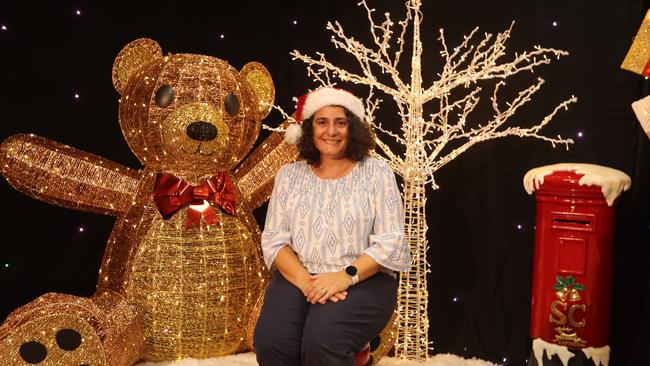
left=284, top=86, right=365, bottom=144
left=284, top=123, right=303, bottom=145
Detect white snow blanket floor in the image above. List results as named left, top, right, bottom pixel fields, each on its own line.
left=135, top=352, right=499, bottom=366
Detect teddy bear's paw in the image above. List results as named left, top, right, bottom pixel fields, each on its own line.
left=0, top=314, right=107, bottom=366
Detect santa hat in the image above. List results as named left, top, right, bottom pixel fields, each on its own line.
left=285, top=87, right=365, bottom=144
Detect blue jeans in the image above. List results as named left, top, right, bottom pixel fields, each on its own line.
left=253, top=271, right=397, bottom=366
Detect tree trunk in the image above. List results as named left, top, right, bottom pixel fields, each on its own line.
left=395, top=165, right=429, bottom=360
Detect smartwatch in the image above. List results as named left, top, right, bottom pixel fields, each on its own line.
left=345, top=265, right=360, bottom=286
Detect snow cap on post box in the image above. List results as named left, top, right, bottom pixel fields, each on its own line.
left=523, top=163, right=632, bottom=206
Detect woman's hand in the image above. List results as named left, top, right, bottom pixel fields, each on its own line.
left=306, top=271, right=352, bottom=304
left=327, top=291, right=347, bottom=303
left=296, top=276, right=313, bottom=297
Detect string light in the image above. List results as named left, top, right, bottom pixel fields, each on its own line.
left=292, top=20, right=298, bottom=25
left=78, top=227, right=84, bottom=232
left=577, top=131, right=583, bottom=138
left=552, top=21, right=558, bottom=27
left=1, top=25, right=7, bottom=31
left=517, top=224, right=523, bottom=230
left=74, top=93, right=80, bottom=99
left=75, top=9, right=82, bottom=16
left=4, top=264, right=8, bottom=268
left=220, top=34, right=225, bottom=39
left=288, top=0, right=574, bottom=360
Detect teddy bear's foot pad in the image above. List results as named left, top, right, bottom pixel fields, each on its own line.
left=0, top=314, right=107, bottom=366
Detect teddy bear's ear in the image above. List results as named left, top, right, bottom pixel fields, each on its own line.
left=241, top=62, right=275, bottom=119
left=112, top=38, right=163, bottom=95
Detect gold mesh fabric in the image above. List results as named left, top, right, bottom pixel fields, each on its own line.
left=0, top=134, right=141, bottom=216
left=125, top=201, right=265, bottom=360
left=112, top=38, right=162, bottom=95
left=374, top=311, right=398, bottom=361
left=0, top=291, right=143, bottom=366
left=240, top=62, right=275, bottom=118
left=118, top=54, right=266, bottom=174
left=622, top=9, right=650, bottom=75
left=233, top=121, right=299, bottom=210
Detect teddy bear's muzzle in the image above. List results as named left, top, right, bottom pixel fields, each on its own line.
left=186, top=121, right=218, bottom=141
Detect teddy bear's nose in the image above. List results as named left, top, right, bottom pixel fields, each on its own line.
left=186, top=121, right=218, bottom=141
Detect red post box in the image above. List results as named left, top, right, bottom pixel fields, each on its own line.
left=523, top=164, right=631, bottom=356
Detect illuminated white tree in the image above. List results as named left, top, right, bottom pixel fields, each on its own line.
left=287, top=0, right=576, bottom=360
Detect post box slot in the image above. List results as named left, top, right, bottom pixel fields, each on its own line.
left=551, top=212, right=595, bottom=232
left=553, top=218, right=591, bottom=225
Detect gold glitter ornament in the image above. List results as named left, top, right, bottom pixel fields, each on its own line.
left=622, top=9, right=650, bottom=76
left=0, top=38, right=299, bottom=364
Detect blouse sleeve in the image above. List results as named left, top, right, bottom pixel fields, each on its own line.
left=363, top=160, right=412, bottom=272
left=260, top=166, right=292, bottom=270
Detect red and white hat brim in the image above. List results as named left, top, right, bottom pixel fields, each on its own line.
left=286, top=87, right=365, bottom=145
left=298, top=87, right=365, bottom=122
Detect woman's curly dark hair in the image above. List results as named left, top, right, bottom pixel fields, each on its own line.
left=298, top=106, right=375, bottom=165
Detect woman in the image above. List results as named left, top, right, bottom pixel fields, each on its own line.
left=253, top=87, right=411, bottom=366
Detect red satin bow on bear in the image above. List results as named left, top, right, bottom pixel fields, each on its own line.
left=153, top=172, right=237, bottom=229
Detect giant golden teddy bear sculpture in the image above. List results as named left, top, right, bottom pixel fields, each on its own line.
left=0, top=38, right=299, bottom=365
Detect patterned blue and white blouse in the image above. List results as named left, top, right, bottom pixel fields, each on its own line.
left=261, top=157, right=411, bottom=274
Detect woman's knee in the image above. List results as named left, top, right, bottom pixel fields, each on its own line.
left=254, top=320, right=301, bottom=364
left=252, top=322, right=269, bottom=352
left=301, top=321, right=352, bottom=357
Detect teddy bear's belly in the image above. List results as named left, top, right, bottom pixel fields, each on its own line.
left=126, top=209, right=264, bottom=361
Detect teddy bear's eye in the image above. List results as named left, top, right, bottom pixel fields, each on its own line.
left=155, top=85, right=174, bottom=108
left=224, top=93, right=240, bottom=116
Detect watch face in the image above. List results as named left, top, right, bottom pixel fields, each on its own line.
left=345, top=266, right=357, bottom=276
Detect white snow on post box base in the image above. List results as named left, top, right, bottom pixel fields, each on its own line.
left=582, top=345, right=611, bottom=366
left=531, top=338, right=610, bottom=366
left=532, top=338, right=575, bottom=366
left=522, top=163, right=631, bottom=206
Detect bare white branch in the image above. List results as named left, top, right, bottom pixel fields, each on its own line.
left=285, top=0, right=574, bottom=359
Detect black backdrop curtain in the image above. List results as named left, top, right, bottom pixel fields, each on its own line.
left=0, top=1, right=648, bottom=365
